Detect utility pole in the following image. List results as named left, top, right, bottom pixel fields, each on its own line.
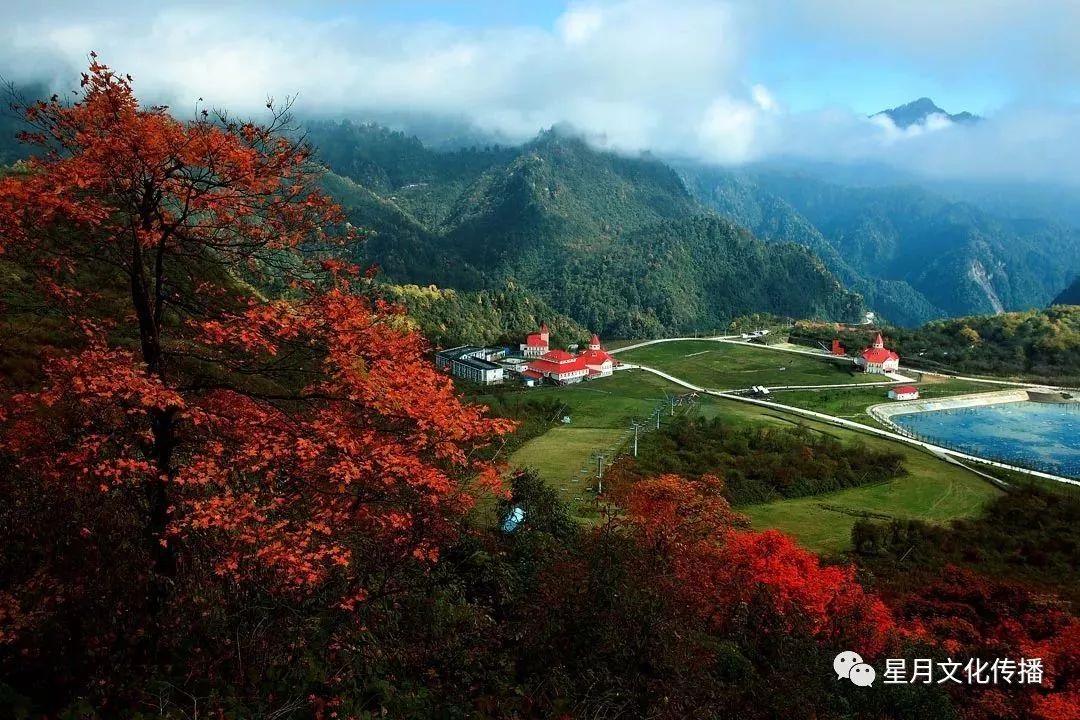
left=631, top=421, right=642, bottom=457
left=655, top=408, right=661, bottom=430
left=670, top=394, right=676, bottom=416
left=597, top=454, right=603, bottom=495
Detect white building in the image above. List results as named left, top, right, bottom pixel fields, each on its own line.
left=580, top=334, right=614, bottom=378
left=523, top=349, right=589, bottom=385
left=435, top=346, right=505, bottom=385
left=522, top=333, right=614, bottom=384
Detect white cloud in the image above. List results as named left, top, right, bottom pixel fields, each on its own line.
left=751, top=84, right=779, bottom=113
left=867, top=112, right=954, bottom=144
left=698, top=96, right=764, bottom=163
left=558, top=6, right=604, bottom=45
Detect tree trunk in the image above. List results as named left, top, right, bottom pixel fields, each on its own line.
left=129, top=214, right=177, bottom=613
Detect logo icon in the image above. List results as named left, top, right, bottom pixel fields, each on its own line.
left=849, top=663, right=876, bottom=687
left=834, top=650, right=863, bottom=680
left=834, top=651, right=876, bottom=686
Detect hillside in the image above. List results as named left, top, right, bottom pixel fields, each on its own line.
left=377, top=281, right=589, bottom=348
left=8, top=110, right=1078, bottom=334
left=681, top=164, right=1080, bottom=325
left=793, top=305, right=1080, bottom=385
left=0, top=82, right=49, bottom=165
left=308, top=123, right=863, bottom=337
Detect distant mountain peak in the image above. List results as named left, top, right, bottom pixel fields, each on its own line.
left=872, top=97, right=981, bottom=129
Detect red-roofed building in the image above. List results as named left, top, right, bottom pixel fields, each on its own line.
left=888, top=385, right=919, bottom=400
left=520, top=323, right=550, bottom=358
left=518, top=329, right=614, bottom=384
left=526, top=349, right=589, bottom=384
left=855, top=333, right=900, bottom=374
left=579, top=333, right=614, bottom=378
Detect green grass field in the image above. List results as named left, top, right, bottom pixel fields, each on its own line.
left=510, top=427, right=628, bottom=497
left=616, top=340, right=882, bottom=389
left=473, top=370, right=691, bottom=430
left=475, top=372, right=701, bottom=516
left=743, top=451, right=1002, bottom=554
left=767, top=378, right=999, bottom=427
left=476, top=368, right=1003, bottom=548
left=715, top=398, right=1004, bottom=553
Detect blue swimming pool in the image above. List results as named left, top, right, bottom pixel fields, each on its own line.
left=892, top=401, right=1080, bottom=478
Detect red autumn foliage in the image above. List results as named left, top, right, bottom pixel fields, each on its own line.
left=619, top=474, right=894, bottom=657
left=895, top=565, right=1080, bottom=720
left=0, top=56, right=513, bottom=641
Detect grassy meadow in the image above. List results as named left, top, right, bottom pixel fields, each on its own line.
left=469, top=371, right=696, bottom=514
left=615, top=340, right=882, bottom=389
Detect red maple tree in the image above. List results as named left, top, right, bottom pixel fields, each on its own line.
left=0, top=57, right=513, bottom=638
left=620, top=473, right=894, bottom=656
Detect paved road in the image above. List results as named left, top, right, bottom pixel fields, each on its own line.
left=615, top=364, right=1080, bottom=488
left=610, top=336, right=738, bottom=354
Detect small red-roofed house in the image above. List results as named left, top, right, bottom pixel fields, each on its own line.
left=888, top=385, right=919, bottom=400
left=855, top=333, right=900, bottom=374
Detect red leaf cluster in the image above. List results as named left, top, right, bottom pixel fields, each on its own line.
left=896, top=566, right=1080, bottom=719
left=620, top=474, right=894, bottom=657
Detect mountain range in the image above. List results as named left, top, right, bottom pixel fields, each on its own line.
left=680, top=164, right=1080, bottom=325
left=3, top=91, right=1079, bottom=337
left=313, top=122, right=862, bottom=338
left=304, top=118, right=1080, bottom=332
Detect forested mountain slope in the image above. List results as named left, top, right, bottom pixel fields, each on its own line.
left=308, top=123, right=863, bottom=337
left=11, top=108, right=1074, bottom=334
left=1054, top=275, right=1080, bottom=305
left=680, top=164, right=1080, bottom=325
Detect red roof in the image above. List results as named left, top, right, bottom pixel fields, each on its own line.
left=873, top=332, right=884, bottom=346
left=590, top=333, right=601, bottom=345
left=524, top=333, right=548, bottom=347
left=541, top=349, right=575, bottom=362
left=861, top=347, right=899, bottom=364
left=528, top=356, right=589, bottom=375
left=894, top=385, right=918, bottom=394
left=579, top=348, right=611, bottom=364
left=522, top=369, right=543, bottom=380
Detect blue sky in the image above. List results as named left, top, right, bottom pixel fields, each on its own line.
left=349, top=1, right=567, bottom=30
left=2, top=0, right=1078, bottom=183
